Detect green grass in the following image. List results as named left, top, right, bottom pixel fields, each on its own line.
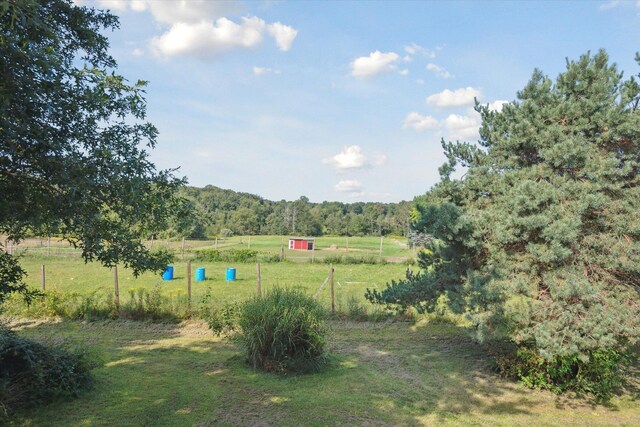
left=13, top=235, right=415, bottom=263
left=5, top=318, right=640, bottom=426
left=7, top=252, right=410, bottom=316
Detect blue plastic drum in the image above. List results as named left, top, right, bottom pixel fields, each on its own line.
left=226, top=267, right=236, bottom=282
left=162, top=265, right=174, bottom=281
left=195, top=267, right=205, bottom=282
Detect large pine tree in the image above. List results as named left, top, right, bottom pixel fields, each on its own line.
left=367, top=50, right=640, bottom=394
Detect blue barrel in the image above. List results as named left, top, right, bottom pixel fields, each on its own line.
left=226, top=267, right=236, bottom=282
left=195, top=267, right=205, bottom=282
left=162, top=265, right=174, bottom=281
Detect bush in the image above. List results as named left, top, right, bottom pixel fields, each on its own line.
left=492, top=343, right=630, bottom=399
left=323, top=255, right=382, bottom=265
left=0, top=326, right=96, bottom=415
left=195, top=249, right=259, bottom=263
left=208, top=288, right=328, bottom=374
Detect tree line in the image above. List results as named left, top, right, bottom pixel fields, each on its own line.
left=171, top=186, right=413, bottom=239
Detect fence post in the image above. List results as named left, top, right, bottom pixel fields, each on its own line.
left=248, top=236, right=251, bottom=249
left=41, top=265, right=45, bottom=291
left=312, top=239, right=315, bottom=263
left=280, top=236, right=285, bottom=261
left=181, top=237, right=185, bottom=260
left=47, top=236, right=51, bottom=257
left=330, top=264, right=335, bottom=314
left=187, top=260, right=192, bottom=308
left=215, top=237, right=218, bottom=250
left=379, top=236, right=383, bottom=259
left=114, top=265, right=120, bottom=309
left=256, top=263, right=261, bottom=297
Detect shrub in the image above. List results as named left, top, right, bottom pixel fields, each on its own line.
left=195, top=249, right=259, bottom=263
left=208, top=288, right=328, bottom=374
left=492, top=343, right=630, bottom=399
left=0, top=326, right=96, bottom=415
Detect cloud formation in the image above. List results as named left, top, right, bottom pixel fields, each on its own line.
left=89, top=0, right=298, bottom=59
left=151, top=17, right=297, bottom=59
left=323, top=145, right=386, bottom=170
left=335, top=180, right=363, bottom=194
left=350, top=51, right=400, bottom=78
left=426, top=63, right=452, bottom=79
left=253, top=66, right=281, bottom=76
left=443, top=113, right=481, bottom=140
left=403, top=112, right=438, bottom=131
left=426, top=87, right=481, bottom=108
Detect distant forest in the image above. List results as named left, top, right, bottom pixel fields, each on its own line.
left=170, top=186, right=414, bottom=239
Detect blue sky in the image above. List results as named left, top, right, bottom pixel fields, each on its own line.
left=77, top=0, right=640, bottom=203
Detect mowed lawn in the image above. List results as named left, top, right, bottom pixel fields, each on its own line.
left=6, top=318, right=640, bottom=426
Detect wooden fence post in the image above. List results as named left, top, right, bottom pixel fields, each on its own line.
left=187, top=260, right=192, bottom=307
left=312, top=239, right=315, bottom=263
left=215, top=237, right=218, bottom=250
left=280, top=236, right=285, bottom=262
left=330, top=264, right=335, bottom=314
left=114, top=265, right=120, bottom=309
left=256, top=263, right=261, bottom=297
left=41, top=265, right=45, bottom=291
left=248, top=236, right=251, bottom=249
left=379, top=236, right=383, bottom=259
left=181, top=237, right=185, bottom=260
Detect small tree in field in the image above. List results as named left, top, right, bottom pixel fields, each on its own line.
left=367, top=50, right=640, bottom=396
left=0, top=0, right=184, bottom=304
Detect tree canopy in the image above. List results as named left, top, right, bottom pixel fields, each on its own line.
left=0, top=0, right=184, bottom=303
left=367, top=50, right=640, bottom=392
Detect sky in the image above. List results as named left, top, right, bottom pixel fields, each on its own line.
left=75, top=0, right=640, bottom=203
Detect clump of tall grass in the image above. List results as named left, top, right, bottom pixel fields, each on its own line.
left=208, top=288, right=328, bottom=374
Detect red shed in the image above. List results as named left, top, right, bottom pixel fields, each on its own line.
left=288, top=238, right=315, bottom=251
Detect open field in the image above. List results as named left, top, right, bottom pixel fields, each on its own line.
left=5, top=318, right=640, bottom=426
left=6, top=250, right=411, bottom=317
left=7, top=235, right=415, bottom=263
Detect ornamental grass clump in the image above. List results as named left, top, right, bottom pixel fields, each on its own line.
left=209, top=288, right=328, bottom=374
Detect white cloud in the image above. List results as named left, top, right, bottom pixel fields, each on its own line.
left=399, top=68, right=409, bottom=76
left=403, top=55, right=412, bottom=62
left=426, top=87, right=482, bottom=108
left=350, top=51, right=400, bottom=78
left=335, top=180, right=363, bottom=194
left=253, top=66, right=281, bottom=76
left=134, top=0, right=239, bottom=24
left=267, top=22, right=298, bottom=51
left=443, top=113, right=481, bottom=140
left=131, top=48, right=144, bottom=57
left=487, top=100, right=509, bottom=112
left=151, top=18, right=263, bottom=58
left=108, top=1, right=297, bottom=59
left=426, top=63, right=452, bottom=79
left=324, top=145, right=367, bottom=170
left=404, top=43, right=436, bottom=58
left=403, top=112, right=439, bottom=131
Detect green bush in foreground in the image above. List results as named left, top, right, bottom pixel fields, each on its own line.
left=0, top=326, right=96, bottom=415
left=209, top=288, right=328, bottom=374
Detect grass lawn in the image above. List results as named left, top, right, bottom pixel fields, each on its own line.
left=5, top=318, right=639, bottom=426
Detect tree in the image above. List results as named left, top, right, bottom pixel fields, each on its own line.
left=367, top=51, right=640, bottom=395
left=0, top=0, right=184, bottom=303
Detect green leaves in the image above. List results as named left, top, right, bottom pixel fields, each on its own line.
left=369, top=50, right=640, bottom=395
left=0, top=0, right=185, bottom=301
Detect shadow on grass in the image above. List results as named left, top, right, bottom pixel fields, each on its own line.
left=5, top=318, right=640, bottom=426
